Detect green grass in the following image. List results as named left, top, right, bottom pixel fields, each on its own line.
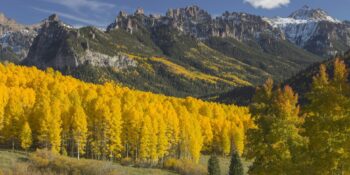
left=0, top=150, right=177, bottom=175
left=199, top=155, right=252, bottom=175
left=0, top=150, right=254, bottom=175
left=0, top=150, right=29, bottom=174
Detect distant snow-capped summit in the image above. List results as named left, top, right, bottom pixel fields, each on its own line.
left=289, top=5, right=340, bottom=23
left=264, top=5, right=340, bottom=28
left=263, top=6, right=349, bottom=56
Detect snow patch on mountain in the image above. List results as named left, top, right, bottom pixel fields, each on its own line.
left=263, top=6, right=343, bottom=47
left=0, top=29, right=38, bottom=58
left=289, top=5, right=341, bottom=23
left=263, top=17, right=308, bottom=28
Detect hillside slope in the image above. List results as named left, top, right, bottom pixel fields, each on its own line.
left=22, top=7, right=323, bottom=97
left=284, top=51, right=350, bottom=102
left=208, top=51, right=350, bottom=105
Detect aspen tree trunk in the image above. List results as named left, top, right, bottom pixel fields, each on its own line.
left=126, top=144, right=129, bottom=158
left=77, top=140, right=80, bottom=160
left=12, top=139, right=15, bottom=152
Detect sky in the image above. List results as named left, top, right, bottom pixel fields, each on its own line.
left=0, top=0, right=349, bottom=27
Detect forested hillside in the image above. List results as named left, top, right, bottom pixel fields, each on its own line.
left=284, top=51, right=350, bottom=103
left=0, top=63, right=253, bottom=163
left=208, top=51, right=350, bottom=105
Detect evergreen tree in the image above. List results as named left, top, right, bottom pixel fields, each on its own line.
left=208, top=154, right=221, bottom=175
left=229, top=150, right=243, bottom=175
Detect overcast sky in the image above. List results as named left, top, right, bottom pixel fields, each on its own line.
left=0, top=0, right=349, bottom=27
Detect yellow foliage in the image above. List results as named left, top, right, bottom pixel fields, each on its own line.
left=150, top=57, right=222, bottom=84
left=0, top=63, right=252, bottom=162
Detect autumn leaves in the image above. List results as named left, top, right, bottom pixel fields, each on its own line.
left=0, top=63, right=251, bottom=164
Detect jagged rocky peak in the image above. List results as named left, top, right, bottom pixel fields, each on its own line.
left=44, top=14, right=63, bottom=26
left=119, top=11, right=128, bottom=18
left=0, top=12, right=24, bottom=32
left=42, top=14, right=73, bottom=30
left=166, top=5, right=211, bottom=21
left=219, top=11, right=266, bottom=23
left=0, top=12, right=8, bottom=23
left=48, top=13, right=60, bottom=22
left=289, top=5, right=339, bottom=22
left=135, top=8, right=145, bottom=15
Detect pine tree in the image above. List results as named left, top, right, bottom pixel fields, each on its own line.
left=208, top=154, right=221, bottom=175
left=229, top=150, right=243, bottom=175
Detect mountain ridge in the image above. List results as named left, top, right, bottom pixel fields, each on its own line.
left=1, top=5, right=347, bottom=98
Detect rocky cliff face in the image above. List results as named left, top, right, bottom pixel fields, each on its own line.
left=24, top=14, right=75, bottom=69
left=24, top=14, right=137, bottom=70
left=108, top=5, right=283, bottom=41
left=2, top=6, right=335, bottom=97
left=0, top=13, right=39, bottom=62
left=107, top=5, right=350, bottom=57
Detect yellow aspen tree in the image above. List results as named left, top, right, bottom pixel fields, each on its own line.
left=108, top=98, right=123, bottom=159
left=0, top=85, right=8, bottom=131
left=199, top=105, right=212, bottom=118
left=200, top=117, right=213, bottom=152
left=3, top=87, right=35, bottom=151
left=178, top=106, right=203, bottom=162
left=148, top=107, right=159, bottom=162
left=230, top=121, right=245, bottom=155
left=190, top=118, right=203, bottom=163
left=304, top=60, right=350, bottom=174
left=122, top=106, right=142, bottom=159
left=247, top=79, right=305, bottom=175
left=35, top=86, right=62, bottom=153
left=164, top=103, right=180, bottom=157
left=20, top=121, right=32, bottom=152
left=49, top=97, right=63, bottom=153
left=0, top=63, right=253, bottom=164
left=221, top=122, right=231, bottom=156
left=70, top=92, right=88, bottom=160
left=157, top=113, right=169, bottom=161
left=91, top=94, right=111, bottom=159
left=177, top=107, right=191, bottom=160
left=139, top=115, right=152, bottom=161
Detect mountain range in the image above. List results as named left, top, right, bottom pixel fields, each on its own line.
left=0, top=5, right=349, bottom=98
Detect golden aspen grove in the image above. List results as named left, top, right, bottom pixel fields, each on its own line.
left=0, top=63, right=253, bottom=163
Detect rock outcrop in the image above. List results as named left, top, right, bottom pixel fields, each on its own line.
left=107, top=5, right=350, bottom=57
left=24, top=14, right=136, bottom=70
left=108, top=5, right=283, bottom=41
left=0, top=13, right=39, bottom=62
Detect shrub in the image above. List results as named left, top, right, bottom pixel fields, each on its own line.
left=28, top=149, right=115, bottom=175
left=163, top=158, right=207, bottom=175
left=120, top=157, right=133, bottom=166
